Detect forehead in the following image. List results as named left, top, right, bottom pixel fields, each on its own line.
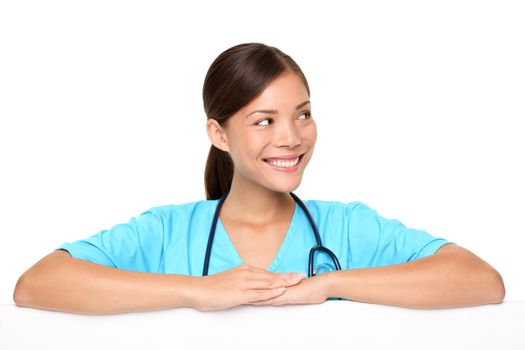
left=242, top=71, right=309, bottom=110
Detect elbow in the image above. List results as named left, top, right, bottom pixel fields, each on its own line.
left=13, top=263, right=46, bottom=308
left=14, top=251, right=74, bottom=310
left=473, top=264, right=506, bottom=305
left=13, top=250, right=70, bottom=308
left=487, top=268, right=506, bottom=304
left=13, top=272, right=34, bottom=307
left=443, top=244, right=506, bottom=305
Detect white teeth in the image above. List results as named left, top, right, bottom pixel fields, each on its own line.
left=266, top=157, right=300, bottom=168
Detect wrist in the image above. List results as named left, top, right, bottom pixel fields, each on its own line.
left=171, top=274, right=205, bottom=310
left=319, top=271, right=339, bottom=299
left=192, top=276, right=211, bottom=310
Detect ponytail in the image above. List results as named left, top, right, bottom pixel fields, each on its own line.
left=204, top=144, right=234, bottom=200
left=202, top=43, right=310, bottom=200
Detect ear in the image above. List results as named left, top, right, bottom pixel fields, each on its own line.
left=206, top=119, right=231, bottom=153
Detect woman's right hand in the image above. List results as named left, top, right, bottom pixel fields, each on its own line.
left=192, top=264, right=306, bottom=311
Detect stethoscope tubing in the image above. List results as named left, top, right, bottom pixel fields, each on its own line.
left=202, top=191, right=227, bottom=277
left=203, top=191, right=342, bottom=278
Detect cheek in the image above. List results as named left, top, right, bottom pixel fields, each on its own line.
left=231, top=135, right=265, bottom=164
left=304, top=122, right=317, bottom=143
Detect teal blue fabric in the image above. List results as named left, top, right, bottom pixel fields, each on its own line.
left=57, top=199, right=450, bottom=276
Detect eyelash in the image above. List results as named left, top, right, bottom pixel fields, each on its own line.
left=256, top=111, right=312, bottom=126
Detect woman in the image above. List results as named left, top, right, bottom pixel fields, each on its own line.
left=13, top=43, right=505, bottom=314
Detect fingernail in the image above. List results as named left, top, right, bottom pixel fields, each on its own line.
left=294, top=272, right=306, bottom=281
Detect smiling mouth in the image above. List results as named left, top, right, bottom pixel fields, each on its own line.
left=263, top=154, right=305, bottom=169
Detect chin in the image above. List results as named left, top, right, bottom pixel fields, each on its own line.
left=271, top=180, right=302, bottom=194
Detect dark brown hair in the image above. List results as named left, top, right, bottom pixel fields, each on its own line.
left=203, top=42, right=310, bottom=200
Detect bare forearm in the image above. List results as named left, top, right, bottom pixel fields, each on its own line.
left=14, top=251, right=199, bottom=315
left=324, top=244, right=505, bottom=308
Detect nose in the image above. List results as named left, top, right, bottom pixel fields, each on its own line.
left=275, top=119, right=302, bottom=148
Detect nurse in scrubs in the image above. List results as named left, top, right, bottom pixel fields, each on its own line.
left=13, top=43, right=505, bottom=314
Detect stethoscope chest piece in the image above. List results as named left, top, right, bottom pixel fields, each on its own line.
left=203, top=191, right=342, bottom=279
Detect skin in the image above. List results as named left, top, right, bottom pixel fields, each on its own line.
left=206, top=69, right=316, bottom=269
left=13, top=70, right=506, bottom=314
left=206, top=69, right=506, bottom=309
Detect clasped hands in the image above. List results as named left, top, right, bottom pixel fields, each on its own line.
left=193, top=264, right=332, bottom=311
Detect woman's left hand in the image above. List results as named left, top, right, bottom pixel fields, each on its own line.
left=249, top=273, right=331, bottom=306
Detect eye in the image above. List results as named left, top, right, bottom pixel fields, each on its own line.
left=256, top=118, right=272, bottom=126
left=299, top=111, right=312, bottom=120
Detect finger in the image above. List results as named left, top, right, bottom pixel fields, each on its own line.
left=236, top=265, right=306, bottom=288
left=241, top=264, right=303, bottom=278
left=244, top=286, right=287, bottom=304
left=250, top=293, right=287, bottom=306
left=246, top=272, right=305, bottom=289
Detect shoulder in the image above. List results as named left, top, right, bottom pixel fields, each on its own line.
left=138, top=199, right=219, bottom=221
left=302, top=199, right=386, bottom=230
left=303, top=198, right=373, bottom=217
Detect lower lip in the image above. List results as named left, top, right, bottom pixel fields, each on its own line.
left=264, top=154, right=304, bottom=172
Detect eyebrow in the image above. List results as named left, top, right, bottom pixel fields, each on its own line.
left=246, top=100, right=311, bottom=118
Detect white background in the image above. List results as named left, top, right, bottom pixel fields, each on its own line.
left=1, top=0, right=523, bottom=306
left=2, top=302, right=525, bottom=350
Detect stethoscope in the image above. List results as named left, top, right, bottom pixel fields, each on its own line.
left=202, top=190, right=342, bottom=278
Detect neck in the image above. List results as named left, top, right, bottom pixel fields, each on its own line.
left=221, top=174, right=295, bottom=226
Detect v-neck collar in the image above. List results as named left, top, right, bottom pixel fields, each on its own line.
left=217, top=201, right=299, bottom=272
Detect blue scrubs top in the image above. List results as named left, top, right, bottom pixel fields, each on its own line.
left=57, top=199, right=450, bottom=276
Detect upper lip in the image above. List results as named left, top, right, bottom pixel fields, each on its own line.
left=264, top=153, right=304, bottom=161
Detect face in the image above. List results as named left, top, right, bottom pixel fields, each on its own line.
left=207, top=70, right=317, bottom=194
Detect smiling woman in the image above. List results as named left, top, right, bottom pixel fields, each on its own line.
left=206, top=68, right=316, bottom=197
left=13, top=42, right=505, bottom=314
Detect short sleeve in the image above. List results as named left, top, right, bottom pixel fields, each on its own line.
left=347, top=202, right=450, bottom=268
left=56, top=208, right=165, bottom=273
